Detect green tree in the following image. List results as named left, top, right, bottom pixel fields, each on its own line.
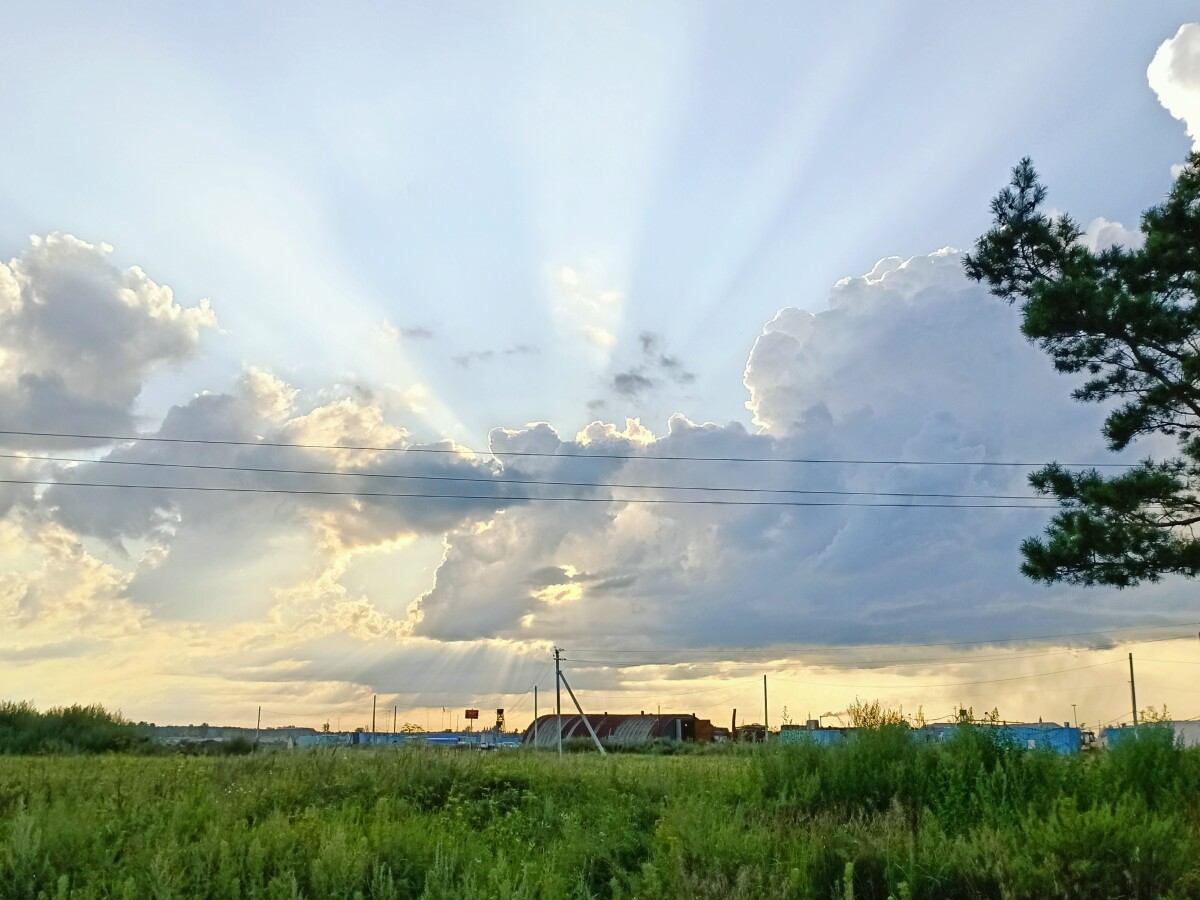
left=845, top=697, right=908, bottom=729
left=965, top=153, right=1200, bottom=587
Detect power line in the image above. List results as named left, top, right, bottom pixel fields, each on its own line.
left=0, top=478, right=1061, bottom=509
left=1139, top=658, right=1200, bottom=665
left=567, top=623, right=1200, bottom=653
left=558, top=634, right=1195, bottom=670
left=767, top=658, right=1123, bottom=690
left=0, top=452, right=1053, bottom=502
left=554, top=677, right=761, bottom=704
left=0, top=428, right=1135, bottom=468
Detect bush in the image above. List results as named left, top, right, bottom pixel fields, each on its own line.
left=0, top=701, right=146, bottom=755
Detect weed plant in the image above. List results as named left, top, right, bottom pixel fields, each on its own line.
left=1, top=726, right=1198, bottom=899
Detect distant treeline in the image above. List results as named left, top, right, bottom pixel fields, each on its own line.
left=0, top=702, right=146, bottom=754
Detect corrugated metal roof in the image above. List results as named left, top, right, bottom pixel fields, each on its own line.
left=521, top=714, right=699, bottom=746
left=609, top=716, right=658, bottom=743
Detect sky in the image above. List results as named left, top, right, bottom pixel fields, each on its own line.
left=3, top=4, right=1200, bottom=734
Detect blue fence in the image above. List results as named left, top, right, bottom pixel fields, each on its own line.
left=295, top=731, right=522, bottom=749
left=778, top=723, right=1081, bottom=754
left=1101, top=723, right=1178, bottom=748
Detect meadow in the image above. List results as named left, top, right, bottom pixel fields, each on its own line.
left=2, top=725, right=1200, bottom=900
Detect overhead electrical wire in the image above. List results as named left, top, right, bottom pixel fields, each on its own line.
left=566, top=622, right=1200, bottom=654
left=0, top=428, right=1136, bottom=468
left=764, top=658, right=1124, bottom=690
left=0, top=478, right=1062, bottom=509
left=0, top=452, right=1055, bottom=502
left=559, top=634, right=1197, bottom=670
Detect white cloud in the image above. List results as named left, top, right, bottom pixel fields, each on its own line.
left=1148, top=23, right=1200, bottom=151
left=411, top=249, right=1167, bottom=658
left=5, top=241, right=1194, bottom=727
left=0, top=234, right=215, bottom=445
left=1080, top=217, right=1143, bottom=253
left=237, top=366, right=297, bottom=422
left=0, top=515, right=148, bottom=650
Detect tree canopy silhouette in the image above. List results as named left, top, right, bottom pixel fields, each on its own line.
left=965, top=153, right=1200, bottom=586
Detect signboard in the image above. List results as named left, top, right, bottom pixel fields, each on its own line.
left=464, top=709, right=479, bottom=720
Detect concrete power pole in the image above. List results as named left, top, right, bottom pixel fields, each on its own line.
left=554, top=647, right=563, bottom=757
left=1129, top=653, right=1139, bottom=727
left=533, top=685, right=539, bottom=747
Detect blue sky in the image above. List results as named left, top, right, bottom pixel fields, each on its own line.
left=4, top=3, right=1195, bottom=440
left=2, top=5, right=1200, bottom=728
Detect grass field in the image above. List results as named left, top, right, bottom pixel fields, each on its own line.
left=2, top=727, right=1199, bottom=899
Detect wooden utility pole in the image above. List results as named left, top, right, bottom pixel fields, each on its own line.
left=372, top=695, right=377, bottom=733
left=554, top=647, right=563, bottom=757
left=255, top=706, right=261, bottom=747
left=763, top=675, right=769, bottom=743
left=534, top=686, right=539, bottom=747
left=1129, top=653, right=1139, bottom=727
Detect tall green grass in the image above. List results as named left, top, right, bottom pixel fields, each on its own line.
left=0, top=727, right=1197, bottom=898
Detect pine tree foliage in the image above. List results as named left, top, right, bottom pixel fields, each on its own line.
left=965, top=153, right=1200, bottom=586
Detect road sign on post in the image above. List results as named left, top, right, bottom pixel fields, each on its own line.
left=464, top=709, right=479, bottom=720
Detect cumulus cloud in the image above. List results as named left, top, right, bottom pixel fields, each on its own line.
left=1080, top=217, right=1143, bottom=253
left=410, top=249, right=1169, bottom=659
left=1148, top=23, right=1200, bottom=151
left=0, top=516, right=148, bottom=652
left=42, top=378, right=525, bottom=618
left=0, top=234, right=215, bottom=445
left=7, top=238, right=1194, bottom=726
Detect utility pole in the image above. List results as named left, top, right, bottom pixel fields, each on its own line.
left=558, top=667, right=607, bottom=755
left=554, top=647, right=563, bottom=757
left=533, top=685, right=539, bottom=747
left=763, top=674, right=769, bottom=744
left=1071, top=704, right=1078, bottom=729
left=255, top=706, right=261, bottom=747
left=393, top=706, right=397, bottom=734
left=1129, top=653, right=1139, bottom=727
left=372, top=695, right=377, bottom=734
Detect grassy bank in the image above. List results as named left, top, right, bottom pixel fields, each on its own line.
left=2, top=727, right=1199, bottom=899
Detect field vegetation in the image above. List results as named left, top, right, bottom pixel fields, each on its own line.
left=0, top=702, right=147, bottom=756
left=1, top=722, right=1199, bottom=899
